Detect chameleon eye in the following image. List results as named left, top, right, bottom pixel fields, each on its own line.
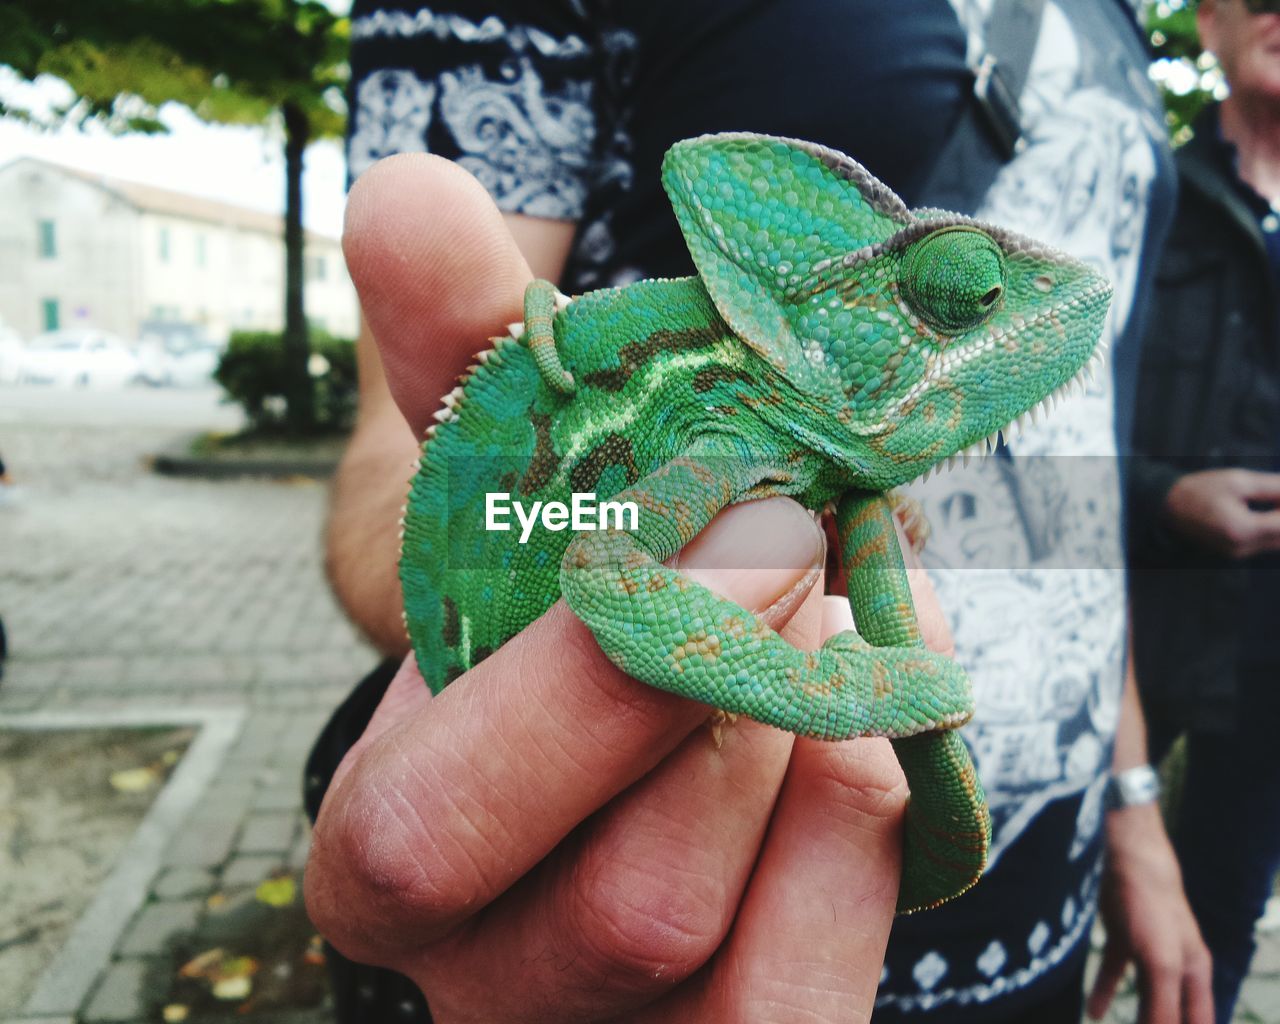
left=899, top=227, right=1007, bottom=334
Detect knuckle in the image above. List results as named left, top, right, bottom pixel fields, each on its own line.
left=1189, top=946, right=1213, bottom=975
left=570, top=862, right=725, bottom=986
left=319, top=762, right=483, bottom=932
left=1146, top=954, right=1182, bottom=981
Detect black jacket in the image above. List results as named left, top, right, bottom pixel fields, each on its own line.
left=1129, top=105, right=1280, bottom=733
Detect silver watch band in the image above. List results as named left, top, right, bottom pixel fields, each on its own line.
left=1105, top=764, right=1161, bottom=810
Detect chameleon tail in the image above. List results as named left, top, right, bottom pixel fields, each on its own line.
left=892, top=731, right=991, bottom=913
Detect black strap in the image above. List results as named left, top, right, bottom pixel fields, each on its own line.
left=918, top=0, right=1046, bottom=214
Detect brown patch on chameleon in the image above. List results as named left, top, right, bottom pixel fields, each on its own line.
left=872, top=661, right=893, bottom=700
left=670, top=631, right=723, bottom=673
left=581, top=324, right=724, bottom=392
left=570, top=432, right=639, bottom=493
left=519, top=411, right=560, bottom=495
left=692, top=365, right=758, bottom=393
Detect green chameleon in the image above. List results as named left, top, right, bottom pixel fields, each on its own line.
left=399, top=133, right=1111, bottom=914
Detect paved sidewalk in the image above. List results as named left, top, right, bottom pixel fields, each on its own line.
left=1, top=383, right=1276, bottom=1023
left=0, top=386, right=372, bottom=1023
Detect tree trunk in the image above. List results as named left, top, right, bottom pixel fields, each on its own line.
left=282, top=99, right=314, bottom=431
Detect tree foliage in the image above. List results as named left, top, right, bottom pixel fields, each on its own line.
left=215, top=329, right=356, bottom=433
left=0, top=0, right=349, bottom=431
left=1146, top=0, right=1223, bottom=143
left=0, top=1, right=344, bottom=135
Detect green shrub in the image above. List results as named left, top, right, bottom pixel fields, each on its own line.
left=215, top=330, right=356, bottom=433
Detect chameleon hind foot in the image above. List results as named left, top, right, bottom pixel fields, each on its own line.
left=706, top=709, right=739, bottom=748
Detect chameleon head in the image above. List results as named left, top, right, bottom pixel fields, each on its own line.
left=832, top=216, right=1112, bottom=486
left=662, top=133, right=1113, bottom=488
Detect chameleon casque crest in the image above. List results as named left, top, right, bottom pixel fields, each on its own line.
left=399, top=134, right=1112, bottom=913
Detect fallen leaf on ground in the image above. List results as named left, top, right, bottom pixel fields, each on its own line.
left=179, top=948, right=226, bottom=979
left=304, top=934, right=325, bottom=966
left=212, top=974, right=252, bottom=1000
left=255, top=875, right=297, bottom=908
left=179, top=947, right=259, bottom=996
left=162, top=1004, right=190, bottom=1022
left=109, top=767, right=157, bottom=792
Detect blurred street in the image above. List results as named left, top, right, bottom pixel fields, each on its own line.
left=0, top=384, right=370, bottom=706
left=0, top=382, right=1277, bottom=1023
left=0, top=382, right=374, bottom=1023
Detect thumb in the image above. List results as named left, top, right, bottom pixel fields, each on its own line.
left=343, top=155, right=533, bottom=437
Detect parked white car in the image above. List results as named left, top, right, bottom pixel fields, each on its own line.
left=0, top=323, right=22, bottom=384
left=136, top=325, right=222, bottom=388
left=20, top=330, right=142, bottom=388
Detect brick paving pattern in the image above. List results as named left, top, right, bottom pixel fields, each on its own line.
left=0, top=387, right=368, bottom=1023
left=0, top=384, right=1276, bottom=1023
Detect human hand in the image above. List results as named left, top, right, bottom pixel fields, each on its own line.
left=1086, top=804, right=1213, bottom=1024
left=304, top=154, right=958, bottom=1021
left=1164, top=467, right=1280, bottom=558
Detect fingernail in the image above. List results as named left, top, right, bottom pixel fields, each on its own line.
left=673, top=497, right=825, bottom=615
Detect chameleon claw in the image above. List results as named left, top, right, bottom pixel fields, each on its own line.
left=707, top=709, right=739, bottom=749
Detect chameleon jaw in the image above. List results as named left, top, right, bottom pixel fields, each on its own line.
left=906, top=332, right=1108, bottom=486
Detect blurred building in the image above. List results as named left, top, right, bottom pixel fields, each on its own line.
left=0, top=157, right=359, bottom=343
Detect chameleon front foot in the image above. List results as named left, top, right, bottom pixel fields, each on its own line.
left=888, top=491, right=931, bottom=556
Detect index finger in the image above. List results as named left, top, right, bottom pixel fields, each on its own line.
left=343, top=155, right=534, bottom=437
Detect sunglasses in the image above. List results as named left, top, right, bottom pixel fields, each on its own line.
left=1242, top=0, right=1280, bottom=13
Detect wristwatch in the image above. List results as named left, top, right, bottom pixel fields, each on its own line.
left=1105, top=764, right=1161, bottom=811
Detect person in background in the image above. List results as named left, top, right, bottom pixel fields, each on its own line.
left=1129, top=1, right=1280, bottom=1021
left=306, top=2, right=1211, bottom=1021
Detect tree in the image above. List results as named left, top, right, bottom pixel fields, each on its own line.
left=0, top=0, right=348, bottom=431
left=1147, top=0, right=1223, bottom=144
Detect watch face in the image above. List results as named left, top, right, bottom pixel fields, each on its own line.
left=1108, top=765, right=1160, bottom=808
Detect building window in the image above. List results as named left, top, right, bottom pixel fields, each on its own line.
left=196, top=234, right=207, bottom=268
left=307, top=254, right=327, bottom=282
left=37, top=219, right=57, bottom=259
left=42, top=298, right=60, bottom=331
left=158, top=226, right=171, bottom=263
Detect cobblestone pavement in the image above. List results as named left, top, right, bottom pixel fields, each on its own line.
left=1, top=383, right=1277, bottom=1023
